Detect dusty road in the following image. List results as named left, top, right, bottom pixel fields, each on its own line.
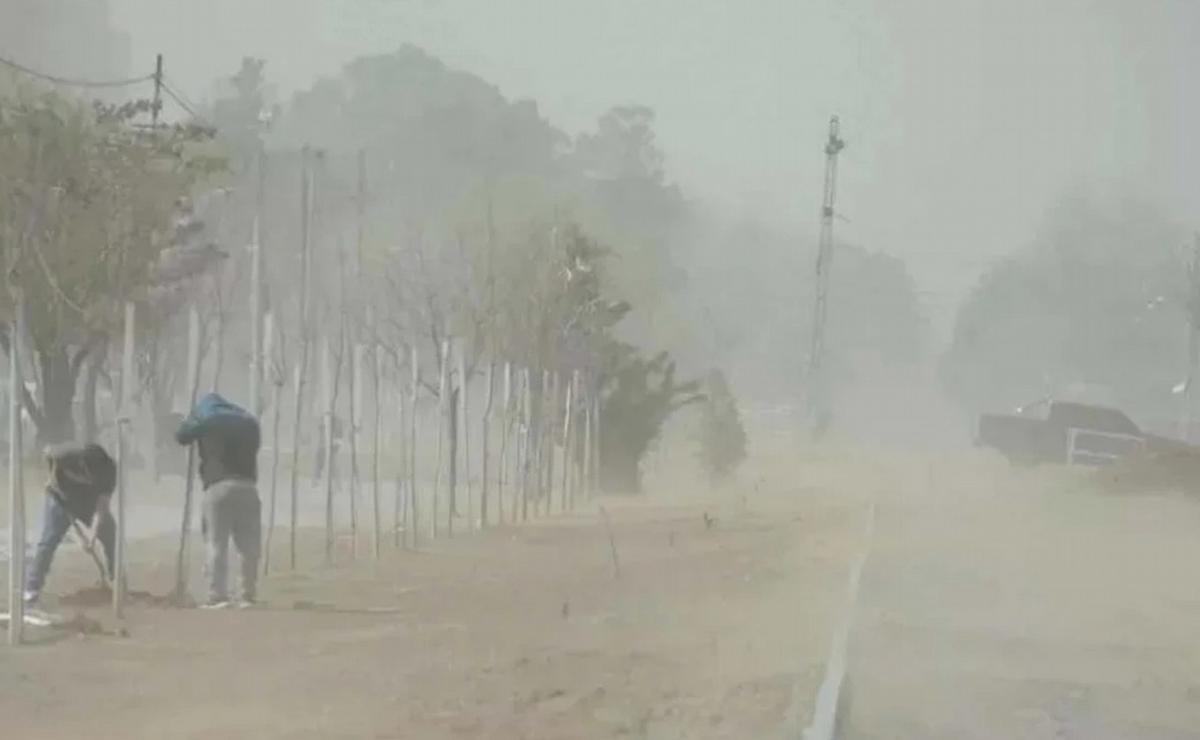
left=844, top=458, right=1200, bottom=739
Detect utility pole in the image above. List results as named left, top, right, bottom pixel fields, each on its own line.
left=804, top=115, right=846, bottom=434
left=151, top=54, right=163, bottom=129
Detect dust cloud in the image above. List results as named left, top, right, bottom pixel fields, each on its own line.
left=1, top=1, right=1199, bottom=738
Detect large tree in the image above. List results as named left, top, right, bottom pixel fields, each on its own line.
left=0, top=88, right=218, bottom=444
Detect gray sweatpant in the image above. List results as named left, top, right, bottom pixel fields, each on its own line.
left=201, top=479, right=261, bottom=602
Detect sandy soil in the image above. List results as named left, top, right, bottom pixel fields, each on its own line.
left=0, top=463, right=859, bottom=740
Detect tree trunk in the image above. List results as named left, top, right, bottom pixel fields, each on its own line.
left=81, top=350, right=104, bottom=443
left=38, top=348, right=77, bottom=446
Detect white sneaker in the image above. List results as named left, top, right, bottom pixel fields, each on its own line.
left=200, top=600, right=231, bottom=610
left=22, top=590, right=39, bottom=606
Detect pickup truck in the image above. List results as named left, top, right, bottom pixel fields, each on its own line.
left=976, top=400, right=1184, bottom=466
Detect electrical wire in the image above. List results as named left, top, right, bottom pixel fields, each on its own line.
left=159, top=79, right=216, bottom=130
left=159, top=81, right=199, bottom=119
left=0, top=54, right=152, bottom=89
left=161, top=77, right=202, bottom=117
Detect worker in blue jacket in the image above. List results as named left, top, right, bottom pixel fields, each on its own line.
left=176, top=393, right=261, bottom=608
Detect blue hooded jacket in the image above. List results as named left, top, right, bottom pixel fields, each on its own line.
left=176, top=393, right=260, bottom=488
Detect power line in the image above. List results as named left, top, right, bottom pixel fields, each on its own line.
left=159, top=79, right=214, bottom=129
left=161, top=76, right=201, bottom=115
left=0, top=54, right=152, bottom=89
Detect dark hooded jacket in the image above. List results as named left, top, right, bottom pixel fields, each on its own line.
left=46, top=442, right=116, bottom=521
left=175, top=393, right=260, bottom=489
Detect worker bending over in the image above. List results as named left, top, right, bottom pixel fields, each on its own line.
left=176, top=393, right=262, bottom=609
left=24, top=442, right=117, bottom=605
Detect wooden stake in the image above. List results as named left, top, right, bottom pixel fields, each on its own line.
left=582, top=373, right=593, bottom=501
left=432, top=340, right=448, bottom=539
left=248, top=217, right=263, bottom=416
left=287, top=147, right=313, bottom=571
left=592, top=390, right=602, bottom=496
left=321, top=337, right=335, bottom=564
left=408, top=345, right=419, bottom=549
left=286, top=362, right=304, bottom=570
left=599, top=506, right=621, bottom=579
left=392, top=384, right=404, bottom=549
left=521, top=368, right=533, bottom=522
left=7, top=294, right=25, bottom=645
left=173, top=304, right=202, bottom=602
left=544, top=370, right=556, bottom=516
left=210, top=301, right=225, bottom=394
left=262, top=331, right=283, bottom=575
left=372, top=343, right=382, bottom=558
left=497, top=362, right=511, bottom=524
left=114, top=302, right=135, bottom=618
left=561, top=370, right=575, bottom=512
left=480, top=361, right=494, bottom=528
left=348, top=342, right=364, bottom=559
left=458, top=346, right=472, bottom=532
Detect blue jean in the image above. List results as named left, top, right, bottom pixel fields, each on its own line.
left=25, top=492, right=114, bottom=594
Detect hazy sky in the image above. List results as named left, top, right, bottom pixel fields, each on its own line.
left=110, top=0, right=1199, bottom=325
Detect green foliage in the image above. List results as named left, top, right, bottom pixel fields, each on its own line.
left=598, top=347, right=703, bottom=493
left=695, top=370, right=747, bottom=482
left=0, top=86, right=218, bottom=441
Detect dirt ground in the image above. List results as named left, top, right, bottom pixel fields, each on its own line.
left=4, top=444, right=1200, bottom=739
left=0, top=456, right=862, bottom=740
